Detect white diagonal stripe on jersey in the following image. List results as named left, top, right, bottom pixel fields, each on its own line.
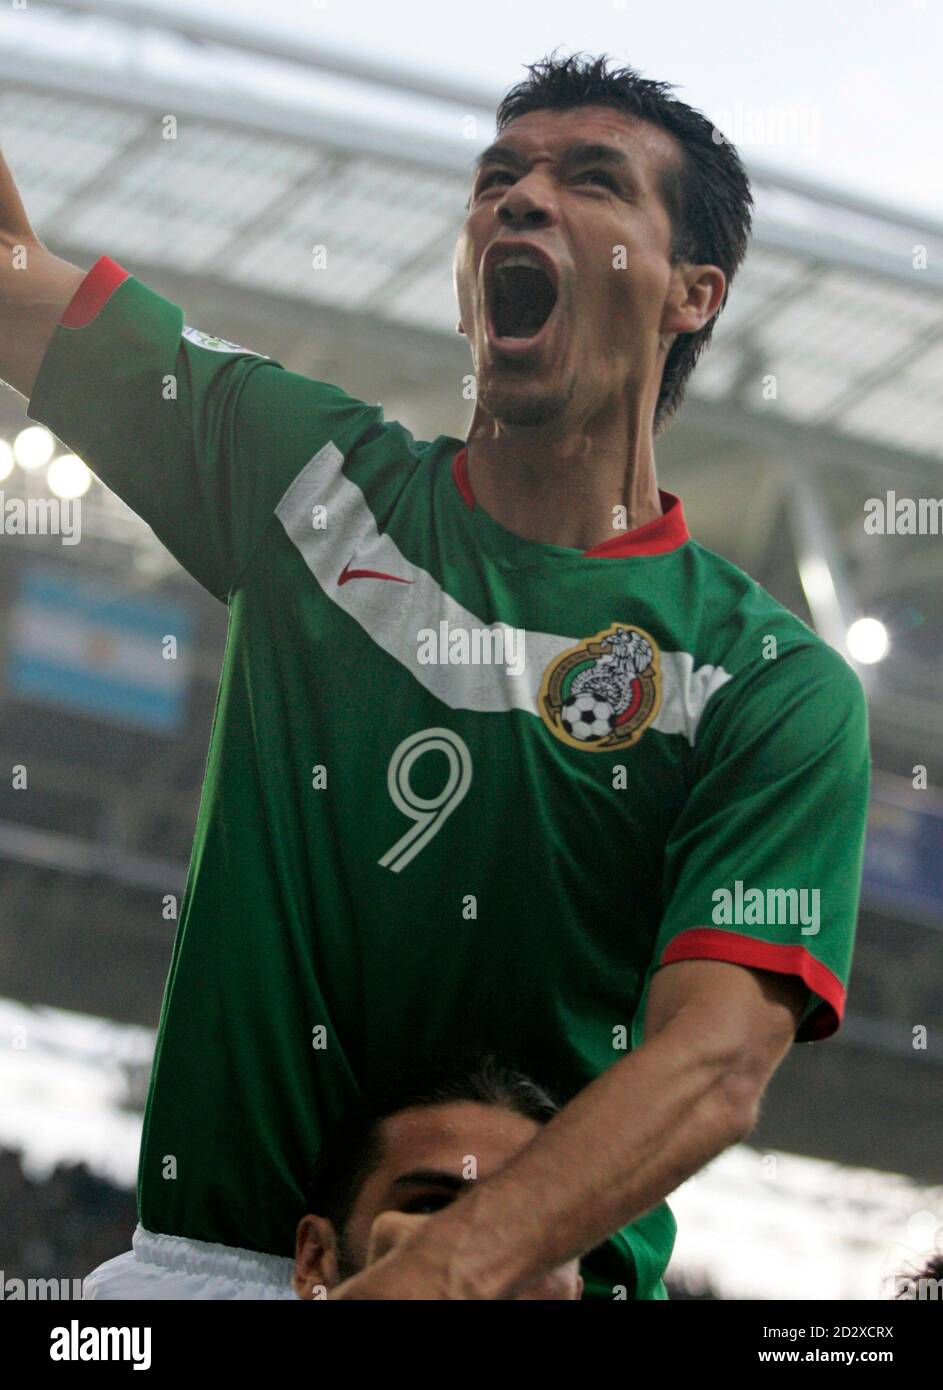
left=275, top=444, right=732, bottom=744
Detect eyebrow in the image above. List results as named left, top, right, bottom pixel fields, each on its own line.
left=389, top=1168, right=470, bottom=1192
left=473, top=140, right=636, bottom=182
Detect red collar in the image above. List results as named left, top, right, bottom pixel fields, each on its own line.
left=451, top=446, right=689, bottom=558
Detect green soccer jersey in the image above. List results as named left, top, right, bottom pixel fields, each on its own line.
left=27, top=258, right=871, bottom=1301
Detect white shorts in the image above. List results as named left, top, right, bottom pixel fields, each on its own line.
left=83, top=1225, right=298, bottom=1300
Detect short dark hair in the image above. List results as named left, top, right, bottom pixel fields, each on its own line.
left=494, top=51, right=754, bottom=433
left=303, top=1054, right=559, bottom=1235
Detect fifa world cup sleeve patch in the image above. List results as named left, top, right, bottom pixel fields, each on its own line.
left=181, top=326, right=267, bottom=356
left=539, top=622, right=661, bottom=751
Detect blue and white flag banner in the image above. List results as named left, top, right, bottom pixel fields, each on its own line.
left=7, top=566, right=193, bottom=735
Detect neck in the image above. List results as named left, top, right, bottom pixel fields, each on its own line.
left=463, top=396, right=662, bottom=551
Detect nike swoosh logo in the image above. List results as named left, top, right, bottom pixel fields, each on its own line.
left=337, top=556, right=415, bottom=586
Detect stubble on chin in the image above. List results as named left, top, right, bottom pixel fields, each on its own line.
left=477, top=378, right=574, bottom=429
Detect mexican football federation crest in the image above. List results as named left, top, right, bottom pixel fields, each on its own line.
left=539, top=623, right=661, bottom=752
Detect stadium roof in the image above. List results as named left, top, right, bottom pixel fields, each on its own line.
left=4, top=0, right=943, bottom=458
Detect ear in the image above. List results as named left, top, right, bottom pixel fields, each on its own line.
left=293, top=1214, right=341, bottom=1299
left=457, top=319, right=466, bottom=337
left=659, top=263, right=726, bottom=342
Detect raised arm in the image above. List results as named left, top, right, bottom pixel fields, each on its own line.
left=0, top=145, right=86, bottom=398
left=5, top=145, right=383, bottom=602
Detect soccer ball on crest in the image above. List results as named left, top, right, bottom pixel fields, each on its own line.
left=561, top=693, right=617, bottom=742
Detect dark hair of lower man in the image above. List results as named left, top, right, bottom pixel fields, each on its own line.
left=303, top=1053, right=560, bottom=1275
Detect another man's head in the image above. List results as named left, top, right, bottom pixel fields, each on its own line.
left=454, top=51, right=752, bottom=436
left=294, top=1055, right=583, bottom=1300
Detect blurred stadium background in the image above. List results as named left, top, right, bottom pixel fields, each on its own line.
left=1, top=1, right=941, bottom=1300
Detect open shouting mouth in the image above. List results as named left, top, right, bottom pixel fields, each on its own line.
left=483, top=241, right=560, bottom=355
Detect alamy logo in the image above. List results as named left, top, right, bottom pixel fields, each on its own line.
left=864, top=492, right=943, bottom=535
left=712, top=880, right=820, bottom=935
left=0, top=494, right=80, bottom=544
left=49, top=1320, right=151, bottom=1371
left=895, top=1275, right=942, bottom=1300
left=1, top=1272, right=84, bottom=1299
left=416, top=620, right=525, bottom=676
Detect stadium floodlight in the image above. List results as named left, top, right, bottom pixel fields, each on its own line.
left=0, top=438, right=14, bottom=481
left=48, top=454, right=92, bottom=499
left=14, top=425, right=55, bottom=471
left=846, top=616, right=889, bottom=663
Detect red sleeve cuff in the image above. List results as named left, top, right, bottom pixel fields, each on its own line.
left=659, top=927, right=846, bottom=1042
left=60, top=256, right=130, bottom=329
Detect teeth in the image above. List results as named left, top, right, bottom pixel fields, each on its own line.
left=494, top=252, right=546, bottom=273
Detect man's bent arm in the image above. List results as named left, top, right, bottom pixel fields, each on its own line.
left=413, top=959, right=805, bottom=1299
left=0, top=146, right=86, bottom=398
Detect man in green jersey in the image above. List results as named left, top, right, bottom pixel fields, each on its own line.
left=0, top=54, right=869, bottom=1300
